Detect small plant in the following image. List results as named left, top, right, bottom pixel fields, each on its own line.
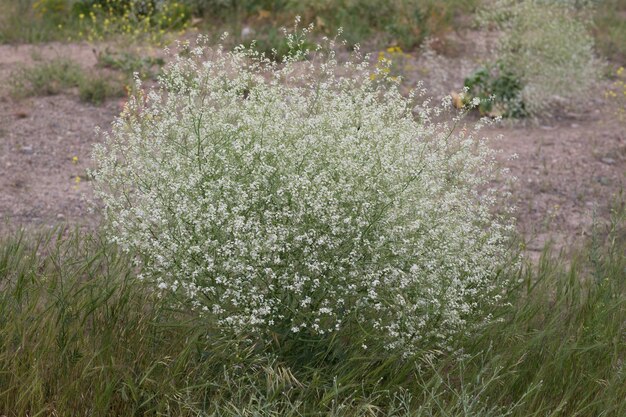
left=32, top=0, right=69, bottom=22
left=10, top=58, right=84, bottom=97
left=72, top=0, right=191, bottom=42
left=9, top=58, right=122, bottom=104
left=242, top=25, right=316, bottom=62
left=464, top=63, right=526, bottom=118
left=96, top=48, right=165, bottom=79
left=370, top=45, right=413, bottom=81
left=593, top=0, right=626, bottom=62
left=78, top=75, right=120, bottom=104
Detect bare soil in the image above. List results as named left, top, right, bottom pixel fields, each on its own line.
left=0, top=43, right=119, bottom=232
left=1, top=40, right=624, bottom=256
left=488, top=114, right=625, bottom=253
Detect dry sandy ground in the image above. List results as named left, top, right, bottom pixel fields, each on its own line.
left=489, top=114, right=625, bottom=252
left=1, top=40, right=624, bottom=257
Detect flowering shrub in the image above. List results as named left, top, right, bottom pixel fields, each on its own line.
left=478, top=0, right=602, bottom=117
left=92, top=31, right=514, bottom=357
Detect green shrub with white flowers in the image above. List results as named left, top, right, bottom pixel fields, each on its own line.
left=92, top=29, right=516, bottom=359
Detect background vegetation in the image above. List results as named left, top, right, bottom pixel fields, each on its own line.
left=3, top=0, right=623, bottom=56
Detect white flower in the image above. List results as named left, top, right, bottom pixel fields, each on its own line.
left=92, top=33, right=515, bottom=357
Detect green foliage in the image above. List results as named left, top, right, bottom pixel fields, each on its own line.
left=96, top=48, right=165, bottom=79
left=0, top=0, right=191, bottom=44
left=605, top=66, right=626, bottom=120
left=0, top=0, right=68, bottom=43
left=72, top=0, right=191, bottom=29
left=0, top=203, right=625, bottom=415
left=9, top=58, right=122, bottom=104
left=189, top=0, right=479, bottom=49
left=464, top=63, right=527, bottom=117
left=78, top=75, right=120, bottom=104
left=32, top=0, right=69, bottom=22
left=0, top=229, right=214, bottom=416
left=242, top=25, right=316, bottom=61
left=10, top=58, right=85, bottom=97
left=73, top=0, right=152, bottom=15
left=71, top=0, right=191, bottom=42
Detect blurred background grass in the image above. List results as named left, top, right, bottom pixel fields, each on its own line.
left=0, top=0, right=623, bottom=57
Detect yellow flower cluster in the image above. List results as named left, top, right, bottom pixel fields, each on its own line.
left=79, top=0, right=189, bottom=43
left=35, top=0, right=190, bottom=44
left=605, top=67, right=626, bottom=120
left=370, top=46, right=412, bottom=81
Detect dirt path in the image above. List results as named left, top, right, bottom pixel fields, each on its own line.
left=1, top=42, right=624, bottom=256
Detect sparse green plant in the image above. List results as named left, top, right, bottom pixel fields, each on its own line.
left=32, top=0, right=69, bottom=22
left=593, top=0, right=626, bottom=62
left=605, top=66, right=626, bottom=120
left=96, top=48, right=165, bottom=79
left=78, top=74, right=121, bottom=104
left=72, top=0, right=191, bottom=42
left=189, top=0, right=479, bottom=50
left=0, top=0, right=67, bottom=42
left=10, top=58, right=122, bottom=104
left=0, top=0, right=191, bottom=44
left=242, top=25, right=316, bottom=61
left=370, top=46, right=414, bottom=82
left=9, top=58, right=84, bottom=97
left=464, top=63, right=527, bottom=117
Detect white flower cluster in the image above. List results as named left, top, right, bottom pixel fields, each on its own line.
left=92, top=33, right=514, bottom=356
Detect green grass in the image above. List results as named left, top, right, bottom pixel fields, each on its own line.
left=10, top=58, right=84, bottom=97
left=9, top=58, right=123, bottom=104
left=0, top=0, right=71, bottom=43
left=0, top=201, right=624, bottom=416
